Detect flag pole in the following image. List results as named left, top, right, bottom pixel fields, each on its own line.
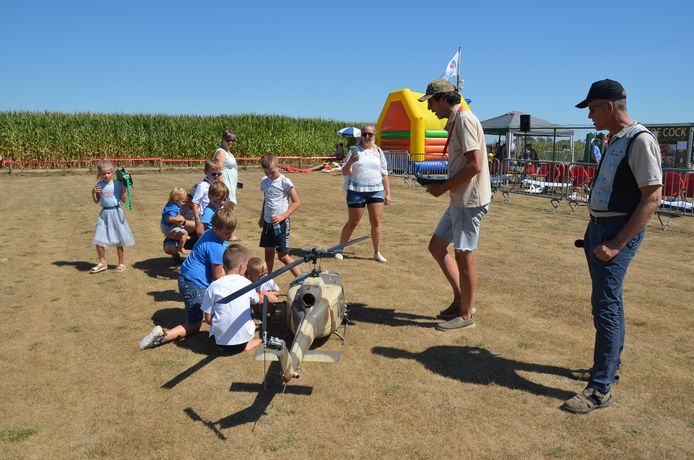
left=456, top=46, right=461, bottom=92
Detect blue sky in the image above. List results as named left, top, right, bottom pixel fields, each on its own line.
left=1, top=0, right=692, bottom=127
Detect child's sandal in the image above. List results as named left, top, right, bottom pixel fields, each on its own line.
left=90, top=263, right=108, bottom=274
left=114, top=264, right=127, bottom=272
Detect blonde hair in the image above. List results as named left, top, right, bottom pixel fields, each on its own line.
left=204, top=158, right=222, bottom=172
left=211, top=207, right=237, bottom=231
left=246, top=257, right=266, bottom=276
left=96, top=159, right=115, bottom=178
left=223, top=244, right=248, bottom=271
left=359, top=124, right=376, bottom=148
left=169, top=186, right=188, bottom=202
left=260, top=153, right=278, bottom=169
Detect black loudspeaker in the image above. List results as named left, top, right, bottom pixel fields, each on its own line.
left=520, top=114, right=531, bottom=132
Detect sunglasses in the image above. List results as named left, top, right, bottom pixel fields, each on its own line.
left=210, top=172, right=223, bottom=177
left=361, top=132, right=374, bottom=138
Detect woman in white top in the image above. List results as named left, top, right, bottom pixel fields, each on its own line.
left=337, top=124, right=391, bottom=262
left=213, top=129, right=239, bottom=207
left=213, top=129, right=240, bottom=240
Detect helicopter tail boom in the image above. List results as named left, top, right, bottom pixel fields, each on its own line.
left=254, top=350, right=341, bottom=363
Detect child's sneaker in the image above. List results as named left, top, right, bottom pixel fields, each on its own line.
left=139, top=325, right=165, bottom=350
left=373, top=252, right=387, bottom=263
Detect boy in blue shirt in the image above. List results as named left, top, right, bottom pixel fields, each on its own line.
left=197, top=181, right=229, bottom=236
left=139, top=207, right=237, bottom=349
left=161, top=186, right=195, bottom=254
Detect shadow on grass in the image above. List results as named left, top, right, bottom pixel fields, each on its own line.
left=52, top=260, right=95, bottom=272
left=151, top=307, right=186, bottom=330
left=348, top=302, right=438, bottom=328
left=148, top=289, right=180, bottom=303
left=132, top=257, right=180, bottom=280
left=372, top=345, right=576, bottom=400
left=151, top=307, right=218, bottom=389
left=183, top=362, right=313, bottom=440
left=159, top=333, right=244, bottom=389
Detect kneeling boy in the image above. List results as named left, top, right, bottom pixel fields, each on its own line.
left=201, top=245, right=262, bottom=353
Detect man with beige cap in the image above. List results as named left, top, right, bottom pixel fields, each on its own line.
left=419, top=79, right=492, bottom=331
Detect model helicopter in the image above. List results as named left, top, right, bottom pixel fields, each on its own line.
left=218, top=236, right=369, bottom=386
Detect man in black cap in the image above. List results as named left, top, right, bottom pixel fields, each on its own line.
left=419, top=79, right=492, bottom=331
left=562, top=79, right=662, bottom=414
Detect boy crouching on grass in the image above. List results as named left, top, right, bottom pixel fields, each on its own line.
left=161, top=186, right=195, bottom=255
left=201, top=245, right=262, bottom=354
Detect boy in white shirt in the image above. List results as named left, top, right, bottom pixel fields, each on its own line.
left=246, top=257, right=281, bottom=303
left=246, top=256, right=282, bottom=321
left=191, top=158, right=223, bottom=222
left=201, top=245, right=262, bottom=353
left=258, top=154, right=302, bottom=276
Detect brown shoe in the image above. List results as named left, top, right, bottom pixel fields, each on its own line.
left=570, top=368, right=620, bottom=384
left=561, top=387, right=612, bottom=414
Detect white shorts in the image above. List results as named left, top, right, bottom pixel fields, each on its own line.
left=160, top=222, right=187, bottom=238
left=434, top=204, right=489, bottom=251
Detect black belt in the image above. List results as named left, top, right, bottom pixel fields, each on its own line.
left=102, top=205, right=120, bottom=210
left=589, top=214, right=629, bottom=224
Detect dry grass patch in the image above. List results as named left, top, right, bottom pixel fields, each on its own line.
left=0, top=169, right=693, bottom=458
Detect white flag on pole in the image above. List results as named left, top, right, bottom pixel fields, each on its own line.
left=440, top=49, right=460, bottom=82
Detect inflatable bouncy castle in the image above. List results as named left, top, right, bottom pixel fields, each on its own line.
left=376, top=88, right=472, bottom=162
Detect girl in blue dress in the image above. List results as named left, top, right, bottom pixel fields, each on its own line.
left=90, top=159, right=135, bottom=273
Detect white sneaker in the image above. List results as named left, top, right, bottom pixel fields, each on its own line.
left=373, top=252, right=387, bottom=263
left=334, top=253, right=344, bottom=260
left=139, top=325, right=164, bottom=350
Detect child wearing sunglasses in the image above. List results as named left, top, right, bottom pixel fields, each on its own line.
left=191, top=158, right=223, bottom=223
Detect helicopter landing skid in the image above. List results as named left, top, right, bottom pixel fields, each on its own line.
left=333, top=306, right=352, bottom=342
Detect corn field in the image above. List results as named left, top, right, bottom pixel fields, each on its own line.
left=0, top=112, right=365, bottom=161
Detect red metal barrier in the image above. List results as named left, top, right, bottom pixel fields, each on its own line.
left=3, top=155, right=338, bottom=172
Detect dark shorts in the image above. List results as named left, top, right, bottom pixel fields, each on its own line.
left=346, top=189, right=385, bottom=208
left=215, top=342, right=247, bottom=355
left=259, top=219, right=290, bottom=254
left=178, top=275, right=205, bottom=325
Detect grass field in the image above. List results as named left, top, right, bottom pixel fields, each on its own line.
left=0, top=168, right=693, bottom=458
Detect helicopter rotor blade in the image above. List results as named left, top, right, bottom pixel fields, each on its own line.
left=217, top=257, right=304, bottom=305
left=286, top=235, right=370, bottom=259
left=217, top=236, right=369, bottom=305
left=326, top=235, right=369, bottom=253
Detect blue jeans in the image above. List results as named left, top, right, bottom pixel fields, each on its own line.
left=584, top=222, right=644, bottom=394
left=178, top=275, right=205, bottom=325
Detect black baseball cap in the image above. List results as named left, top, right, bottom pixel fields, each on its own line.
left=575, top=79, right=626, bottom=108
